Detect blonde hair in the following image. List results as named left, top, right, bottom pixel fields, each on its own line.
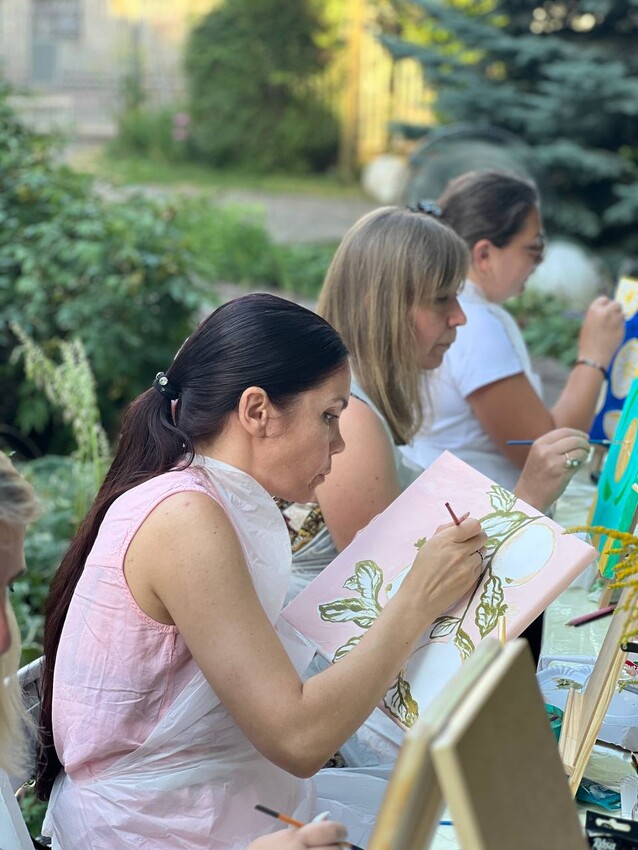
left=0, top=604, right=32, bottom=775
left=0, top=453, right=40, bottom=775
left=0, top=453, right=41, bottom=527
left=317, top=206, right=469, bottom=444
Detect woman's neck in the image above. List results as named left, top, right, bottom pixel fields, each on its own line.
left=467, top=270, right=498, bottom=303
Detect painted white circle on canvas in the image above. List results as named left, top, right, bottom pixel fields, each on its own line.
left=403, top=641, right=463, bottom=714
left=490, top=523, right=554, bottom=586
left=611, top=338, right=638, bottom=399
left=603, top=410, right=622, bottom=439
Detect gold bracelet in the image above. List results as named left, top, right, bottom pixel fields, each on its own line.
left=574, top=357, right=608, bottom=379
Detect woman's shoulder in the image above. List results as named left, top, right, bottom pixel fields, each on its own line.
left=108, top=467, right=215, bottom=523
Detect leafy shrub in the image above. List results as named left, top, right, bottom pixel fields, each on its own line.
left=185, top=0, right=339, bottom=173
left=0, top=89, right=203, bottom=452
left=13, top=455, right=100, bottom=663
left=505, top=290, right=581, bottom=365
left=180, top=200, right=281, bottom=287
left=179, top=199, right=335, bottom=298
left=276, top=242, right=336, bottom=298
left=110, top=104, right=193, bottom=163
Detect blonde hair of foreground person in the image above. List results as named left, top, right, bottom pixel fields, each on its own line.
left=318, top=205, right=469, bottom=446
left=0, top=452, right=41, bottom=776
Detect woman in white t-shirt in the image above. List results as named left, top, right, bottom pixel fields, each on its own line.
left=404, top=170, right=625, bottom=489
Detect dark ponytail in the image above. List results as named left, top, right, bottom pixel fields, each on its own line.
left=438, top=169, right=539, bottom=250
left=37, top=293, right=348, bottom=798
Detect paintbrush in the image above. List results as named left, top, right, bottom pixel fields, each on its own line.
left=567, top=604, right=617, bottom=627
left=506, top=439, right=621, bottom=446
left=444, top=501, right=461, bottom=525
left=254, top=804, right=366, bottom=850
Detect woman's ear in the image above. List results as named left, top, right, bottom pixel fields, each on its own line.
left=471, top=238, right=493, bottom=272
left=237, top=386, right=271, bottom=437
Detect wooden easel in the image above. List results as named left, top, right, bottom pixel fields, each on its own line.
left=369, top=639, right=587, bottom=850
left=559, top=585, right=633, bottom=795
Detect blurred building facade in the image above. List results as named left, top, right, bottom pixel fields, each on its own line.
left=0, top=0, right=210, bottom=137
left=0, top=0, right=432, bottom=163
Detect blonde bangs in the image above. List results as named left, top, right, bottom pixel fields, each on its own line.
left=318, top=207, right=468, bottom=445
left=0, top=603, right=32, bottom=775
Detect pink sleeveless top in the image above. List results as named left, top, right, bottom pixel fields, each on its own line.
left=45, top=458, right=315, bottom=849
left=52, top=467, right=208, bottom=780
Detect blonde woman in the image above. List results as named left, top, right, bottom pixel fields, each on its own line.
left=281, top=206, right=590, bottom=601
left=0, top=452, right=40, bottom=849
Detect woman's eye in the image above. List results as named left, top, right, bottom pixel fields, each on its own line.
left=323, top=412, right=337, bottom=424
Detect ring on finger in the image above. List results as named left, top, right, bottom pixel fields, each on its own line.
left=563, top=451, right=581, bottom=470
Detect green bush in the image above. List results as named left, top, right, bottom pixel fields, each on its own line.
left=0, top=89, right=203, bottom=452
left=180, top=200, right=281, bottom=286
left=505, top=290, right=581, bottom=366
left=185, top=0, right=339, bottom=173
left=179, top=199, right=335, bottom=298
left=110, top=104, right=193, bottom=163
left=13, top=455, right=100, bottom=663
left=277, top=242, right=336, bottom=298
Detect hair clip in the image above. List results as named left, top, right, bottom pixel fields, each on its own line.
left=410, top=199, right=442, bottom=218
left=153, top=371, right=180, bottom=401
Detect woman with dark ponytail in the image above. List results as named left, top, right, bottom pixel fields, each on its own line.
left=38, top=293, right=486, bottom=848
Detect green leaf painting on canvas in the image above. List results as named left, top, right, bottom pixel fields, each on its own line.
left=316, top=483, right=550, bottom=727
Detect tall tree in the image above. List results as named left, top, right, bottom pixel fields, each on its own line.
left=381, top=0, right=638, bottom=267
left=185, top=0, right=339, bottom=173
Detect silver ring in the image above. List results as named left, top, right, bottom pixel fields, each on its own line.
left=475, top=548, right=486, bottom=565
left=564, top=452, right=581, bottom=470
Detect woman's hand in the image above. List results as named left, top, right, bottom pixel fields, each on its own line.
left=400, top=516, right=487, bottom=614
left=578, top=296, right=625, bottom=368
left=248, top=822, right=348, bottom=849
left=513, top=428, right=590, bottom=512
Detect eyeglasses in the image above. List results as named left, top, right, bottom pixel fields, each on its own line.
left=524, top=234, right=546, bottom=265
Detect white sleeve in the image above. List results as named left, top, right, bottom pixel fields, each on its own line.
left=449, top=304, right=525, bottom=398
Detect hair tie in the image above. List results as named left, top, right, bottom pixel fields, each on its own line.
left=410, top=199, right=443, bottom=218
left=153, top=371, right=180, bottom=401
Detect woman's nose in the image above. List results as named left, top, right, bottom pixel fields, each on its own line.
left=450, top=299, right=467, bottom=327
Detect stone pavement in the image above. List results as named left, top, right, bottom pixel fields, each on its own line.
left=214, top=189, right=378, bottom=245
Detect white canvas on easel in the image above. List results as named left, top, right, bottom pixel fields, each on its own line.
left=559, top=585, right=634, bottom=795
left=368, top=640, right=502, bottom=850
left=369, top=639, right=587, bottom=850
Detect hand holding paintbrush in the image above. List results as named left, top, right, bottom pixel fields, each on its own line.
left=253, top=805, right=360, bottom=850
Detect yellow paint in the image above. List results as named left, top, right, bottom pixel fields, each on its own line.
left=611, top=339, right=638, bottom=399
left=615, top=276, right=638, bottom=321
left=615, top=419, right=638, bottom=482
left=603, top=409, right=622, bottom=439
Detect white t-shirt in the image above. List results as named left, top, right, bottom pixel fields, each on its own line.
left=403, top=281, right=543, bottom=490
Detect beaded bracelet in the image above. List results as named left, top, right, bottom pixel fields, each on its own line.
left=574, top=357, right=608, bottom=379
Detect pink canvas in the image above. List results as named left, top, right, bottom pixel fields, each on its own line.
left=281, top=452, right=597, bottom=730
